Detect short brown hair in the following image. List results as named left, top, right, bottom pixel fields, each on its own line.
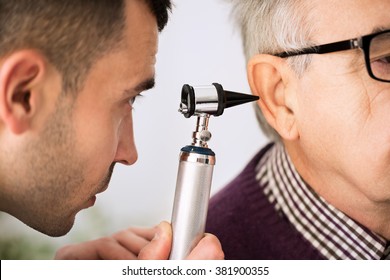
left=0, top=0, right=171, bottom=93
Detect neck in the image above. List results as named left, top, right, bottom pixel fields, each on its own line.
left=284, top=140, right=390, bottom=240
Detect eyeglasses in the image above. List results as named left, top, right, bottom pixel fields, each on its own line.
left=275, top=29, right=390, bottom=83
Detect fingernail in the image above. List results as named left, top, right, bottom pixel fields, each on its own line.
left=153, top=224, right=162, bottom=240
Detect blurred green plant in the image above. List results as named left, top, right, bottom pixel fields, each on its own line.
left=0, top=237, right=55, bottom=259
left=0, top=206, right=111, bottom=260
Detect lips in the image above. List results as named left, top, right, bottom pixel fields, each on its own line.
left=83, top=195, right=96, bottom=209
left=97, top=182, right=109, bottom=194
left=96, top=163, right=115, bottom=194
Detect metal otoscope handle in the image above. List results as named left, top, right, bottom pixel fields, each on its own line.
left=170, top=111, right=215, bottom=260
left=169, top=143, right=215, bottom=260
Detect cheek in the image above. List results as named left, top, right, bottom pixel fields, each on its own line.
left=354, top=90, right=390, bottom=162
left=297, top=86, right=354, bottom=151
left=298, top=77, right=390, bottom=188
left=295, top=75, right=376, bottom=171
left=296, top=57, right=367, bottom=145
left=73, top=110, right=120, bottom=174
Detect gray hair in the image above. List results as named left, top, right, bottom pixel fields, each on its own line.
left=229, top=0, right=316, bottom=141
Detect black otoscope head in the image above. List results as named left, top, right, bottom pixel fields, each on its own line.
left=179, top=83, right=259, bottom=118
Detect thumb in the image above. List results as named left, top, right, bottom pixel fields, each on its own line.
left=186, top=233, right=225, bottom=260
left=138, top=221, right=172, bottom=260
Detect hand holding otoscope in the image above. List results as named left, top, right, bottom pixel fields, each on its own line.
left=169, top=83, right=259, bottom=259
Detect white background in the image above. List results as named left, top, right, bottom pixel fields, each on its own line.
left=3, top=260, right=388, bottom=280
left=0, top=0, right=267, bottom=256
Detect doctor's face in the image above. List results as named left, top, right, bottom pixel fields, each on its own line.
left=293, top=0, right=390, bottom=206
left=9, top=0, right=158, bottom=236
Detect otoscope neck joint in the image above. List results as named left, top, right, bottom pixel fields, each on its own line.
left=191, top=114, right=212, bottom=148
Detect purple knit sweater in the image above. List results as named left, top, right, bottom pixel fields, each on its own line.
left=206, top=144, right=325, bottom=260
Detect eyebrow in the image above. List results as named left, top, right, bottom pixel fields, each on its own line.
left=372, top=26, right=390, bottom=33
left=122, top=77, right=156, bottom=99
left=135, top=77, right=155, bottom=93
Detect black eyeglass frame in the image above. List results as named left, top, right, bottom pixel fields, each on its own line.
left=274, top=29, right=390, bottom=83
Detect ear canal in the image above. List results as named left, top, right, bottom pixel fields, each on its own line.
left=12, top=90, right=31, bottom=112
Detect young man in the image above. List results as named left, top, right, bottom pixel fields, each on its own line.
left=0, top=0, right=223, bottom=260
left=206, top=0, right=390, bottom=259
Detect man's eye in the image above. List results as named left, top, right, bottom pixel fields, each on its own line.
left=129, top=96, right=136, bottom=106
left=128, top=94, right=144, bottom=107
left=372, top=53, right=390, bottom=64
left=379, top=55, right=390, bottom=63
left=376, top=54, right=390, bottom=63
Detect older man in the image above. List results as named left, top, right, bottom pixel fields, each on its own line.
left=206, top=0, right=390, bottom=259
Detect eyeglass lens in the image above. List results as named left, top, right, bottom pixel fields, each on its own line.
left=369, top=31, right=390, bottom=81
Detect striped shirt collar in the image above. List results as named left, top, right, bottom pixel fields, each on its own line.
left=255, top=142, right=390, bottom=260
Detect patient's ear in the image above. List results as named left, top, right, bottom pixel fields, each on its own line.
left=247, top=54, right=299, bottom=140
left=0, top=50, right=48, bottom=134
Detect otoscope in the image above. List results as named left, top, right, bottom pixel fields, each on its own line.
left=169, top=83, right=259, bottom=260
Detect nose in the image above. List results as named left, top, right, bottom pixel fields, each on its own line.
left=114, top=113, right=138, bottom=165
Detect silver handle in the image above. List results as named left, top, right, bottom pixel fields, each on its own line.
left=169, top=151, right=215, bottom=260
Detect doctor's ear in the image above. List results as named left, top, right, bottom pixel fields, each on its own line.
left=0, top=50, right=48, bottom=134
left=247, top=54, right=300, bottom=141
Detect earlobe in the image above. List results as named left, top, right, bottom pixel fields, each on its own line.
left=247, top=54, right=299, bottom=141
left=0, top=50, right=45, bottom=134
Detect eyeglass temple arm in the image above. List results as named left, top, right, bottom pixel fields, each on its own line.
left=275, top=39, right=360, bottom=58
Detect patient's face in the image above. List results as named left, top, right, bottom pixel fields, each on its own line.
left=294, top=0, right=390, bottom=203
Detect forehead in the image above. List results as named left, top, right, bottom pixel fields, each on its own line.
left=76, top=0, right=158, bottom=102
left=100, top=0, right=158, bottom=93
left=123, top=0, right=158, bottom=47
left=309, top=0, right=390, bottom=43
left=121, top=0, right=158, bottom=65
